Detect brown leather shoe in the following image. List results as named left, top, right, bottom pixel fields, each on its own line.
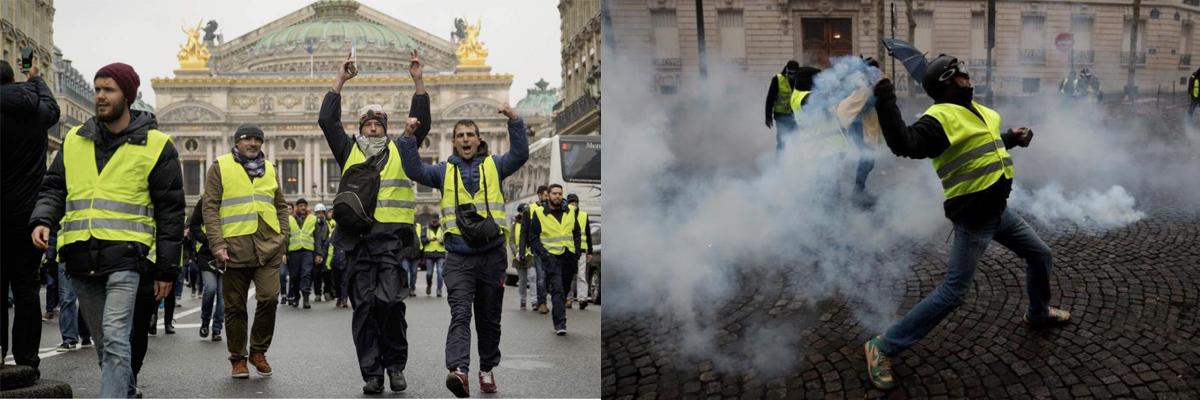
left=537, top=303, right=549, bottom=314
left=248, top=352, right=273, bottom=376
left=231, top=358, right=250, bottom=379
left=445, top=370, right=469, bottom=398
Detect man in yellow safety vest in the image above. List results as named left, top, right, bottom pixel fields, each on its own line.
left=863, top=54, right=1072, bottom=390
left=527, top=184, right=582, bottom=336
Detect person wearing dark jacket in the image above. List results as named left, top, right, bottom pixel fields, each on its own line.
left=766, top=62, right=822, bottom=152
left=862, top=55, right=1072, bottom=390
left=29, top=62, right=182, bottom=398
left=189, top=198, right=223, bottom=341
left=520, top=186, right=551, bottom=313
left=399, top=89, right=528, bottom=398
left=565, top=193, right=594, bottom=309
left=318, top=50, right=431, bottom=394
left=527, top=185, right=582, bottom=335
left=1189, top=68, right=1200, bottom=118
left=1, top=59, right=59, bottom=372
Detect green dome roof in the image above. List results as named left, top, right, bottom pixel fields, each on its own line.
left=255, top=1, right=415, bottom=52
left=516, top=79, right=558, bottom=116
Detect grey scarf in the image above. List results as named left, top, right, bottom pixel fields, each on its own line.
left=230, top=147, right=266, bottom=177
left=355, top=135, right=388, bottom=158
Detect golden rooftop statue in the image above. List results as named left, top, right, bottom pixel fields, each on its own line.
left=177, top=20, right=211, bottom=70
left=453, top=17, right=489, bottom=69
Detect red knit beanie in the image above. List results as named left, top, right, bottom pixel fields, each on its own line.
left=95, top=63, right=140, bottom=106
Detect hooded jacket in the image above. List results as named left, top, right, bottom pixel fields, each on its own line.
left=29, top=110, right=184, bottom=282
left=873, top=79, right=1024, bottom=225
left=399, top=117, right=530, bottom=255
left=2, top=76, right=60, bottom=226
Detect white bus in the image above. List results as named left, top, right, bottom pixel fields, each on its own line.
left=503, top=135, right=600, bottom=218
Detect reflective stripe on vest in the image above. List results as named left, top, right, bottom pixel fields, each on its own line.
left=288, top=214, right=317, bottom=251
left=216, top=154, right=280, bottom=238
left=535, top=206, right=577, bottom=255
left=343, top=141, right=415, bottom=224
left=439, top=156, right=508, bottom=238
left=773, top=74, right=794, bottom=113
left=57, top=126, right=168, bottom=251
left=1193, top=79, right=1198, bottom=98
left=324, top=226, right=335, bottom=269
left=923, top=102, right=1015, bottom=199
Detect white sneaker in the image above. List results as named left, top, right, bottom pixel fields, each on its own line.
left=555, top=329, right=567, bottom=336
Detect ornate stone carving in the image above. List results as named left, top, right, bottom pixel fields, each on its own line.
left=279, top=94, right=300, bottom=109
left=446, top=102, right=496, bottom=119
left=232, top=95, right=255, bottom=110
left=259, top=94, right=274, bottom=114
left=305, top=93, right=319, bottom=111
left=162, top=105, right=222, bottom=123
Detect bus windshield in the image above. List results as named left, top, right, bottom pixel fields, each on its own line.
left=559, top=138, right=600, bottom=183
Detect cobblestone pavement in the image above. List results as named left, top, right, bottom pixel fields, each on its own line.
left=602, top=209, right=1200, bottom=399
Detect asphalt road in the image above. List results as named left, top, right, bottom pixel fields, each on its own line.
left=8, top=275, right=601, bottom=398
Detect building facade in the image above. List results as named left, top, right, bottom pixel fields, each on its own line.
left=150, top=0, right=517, bottom=216
left=49, top=46, right=91, bottom=160
left=608, top=0, right=1200, bottom=97
left=516, top=78, right=560, bottom=140
left=1, top=0, right=55, bottom=89
left=557, top=0, right=602, bottom=136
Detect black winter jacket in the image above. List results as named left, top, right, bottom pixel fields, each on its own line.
left=29, top=110, right=185, bottom=282
left=873, top=80, right=1023, bottom=225
left=1, top=76, right=60, bottom=225
left=187, top=199, right=215, bottom=271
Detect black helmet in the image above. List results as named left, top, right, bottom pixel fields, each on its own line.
left=517, top=203, right=529, bottom=214
left=922, top=54, right=969, bottom=99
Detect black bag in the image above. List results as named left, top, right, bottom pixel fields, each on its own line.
left=333, top=146, right=388, bottom=234
left=452, top=162, right=503, bottom=247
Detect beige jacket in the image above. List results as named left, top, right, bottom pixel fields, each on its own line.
left=201, top=159, right=290, bottom=268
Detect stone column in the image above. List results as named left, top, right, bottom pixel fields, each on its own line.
left=204, top=137, right=214, bottom=193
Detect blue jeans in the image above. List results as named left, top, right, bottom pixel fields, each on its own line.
left=534, top=255, right=548, bottom=306
left=516, top=264, right=535, bottom=304
left=57, top=266, right=91, bottom=344
left=425, top=257, right=445, bottom=293
left=401, top=258, right=418, bottom=289
left=773, top=112, right=798, bottom=153
left=201, top=270, right=224, bottom=333
left=879, top=208, right=1053, bottom=356
left=73, top=270, right=140, bottom=398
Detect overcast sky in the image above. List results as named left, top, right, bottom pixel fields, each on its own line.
left=53, top=0, right=562, bottom=107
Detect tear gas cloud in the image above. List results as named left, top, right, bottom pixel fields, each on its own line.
left=602, top=46, right=1198, bottom=375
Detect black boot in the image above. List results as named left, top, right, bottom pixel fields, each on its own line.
left=388, top=370, right=407, bottom=392
left=362, top=376, right=384, bottom=394
left=303, top=295, right=311, bottom=309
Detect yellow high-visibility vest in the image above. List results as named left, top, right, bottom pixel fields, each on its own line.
left=512, top=221, right=531, bottom=257
left=790, top=90, right=809, bottom=114
left=439, top=156, right=507, bottom=238
left=923, top=102, right=1015, bottom=199
left=287, top=214, right=316, bottom=251
left=575, top=208, right=589, bottom=253
left=773, top=74, right=794, bottom=113
left=343, top=141, right=415, bottom=224
left=424, top=225, right=446, bottom=253
left=57, top=125, right=168, bottom=251
left=216, top=154, right=280, bottom=238
left=534, top=205, right=577, bottom=256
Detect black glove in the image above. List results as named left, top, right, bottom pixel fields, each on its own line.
left=874, top=78, right=895, bottom=98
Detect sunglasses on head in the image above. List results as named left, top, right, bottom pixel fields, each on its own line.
left=937, top=59, right=970, bottom=82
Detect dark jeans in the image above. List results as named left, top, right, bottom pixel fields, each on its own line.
left=332, top=266, right=348, bottom=302
left=201, top=270, right=224, bottom=332
left=544, top=253, right=577, bottom=330
left=1, top=225, right=43, bottom=369
left=1190, top=99, right=1199, bottom=117
left=57, top=266, right=92, bottom=344
left=879, top=208, right=1054, bottom=356
left=443, top=249, right=505, bottom=373
left=287, top=250, right=314, bottom=299
left=42, top=263, right=59, bottom=313
left=348, top=257, right=408, bottom=379
left=773, top=112, right=798, bottom=153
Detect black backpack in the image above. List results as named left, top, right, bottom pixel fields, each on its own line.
left=332, top=147, right=388, bottom=234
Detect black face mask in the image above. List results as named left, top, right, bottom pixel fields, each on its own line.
left=945, top=84, right=974, bottom=105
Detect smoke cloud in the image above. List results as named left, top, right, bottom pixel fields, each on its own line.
left=602, top=43, right=1198, bottom=376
